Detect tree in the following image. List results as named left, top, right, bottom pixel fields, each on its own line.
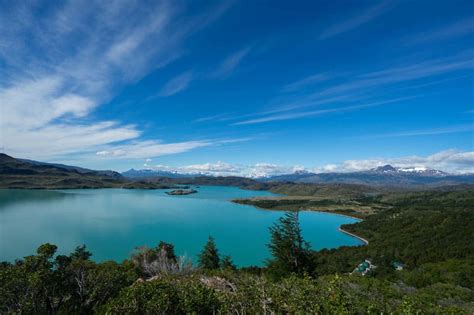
left=70, top=245, right=92, bottom=261
left=267, top=211, right=311, bottom=276
left=198, top=236, right=220, bottom=270
left=221, top=255, right=237, bottom=271
left=157, top=241, right=178, bottom=263
left=17, top=243, right=70, bottom=313
left=131, top=241, right=188, bottom=277
left=37, top=243, right=58, bottom=258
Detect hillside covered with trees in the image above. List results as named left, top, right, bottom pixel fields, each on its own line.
left=1, top=188, right=473, bottom=314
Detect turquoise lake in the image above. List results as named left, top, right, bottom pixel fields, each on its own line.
left=0, top=186, right=363, bottom=266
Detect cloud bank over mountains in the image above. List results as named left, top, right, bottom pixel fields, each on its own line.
left=143, top=149, right=474, bottom=177
left=144, top=161, right=306, bottom=178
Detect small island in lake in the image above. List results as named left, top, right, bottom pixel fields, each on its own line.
left=166, top=189, right=198, bottom=195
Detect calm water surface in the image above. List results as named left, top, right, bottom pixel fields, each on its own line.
left=0, top=186, right=363, bottom=266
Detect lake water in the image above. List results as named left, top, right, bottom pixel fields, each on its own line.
left=0, top=186, right=363, bottom=266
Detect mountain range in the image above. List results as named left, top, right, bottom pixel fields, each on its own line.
left=261, top=165, right=474, bottom=186
left=121, top=168, right=194, bottom=178
left=122, top=164, right=474, bottom=187
left=1, top=153, right=473, bottom=188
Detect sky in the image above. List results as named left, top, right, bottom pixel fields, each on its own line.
left=0, top=0, right=473, bottom=175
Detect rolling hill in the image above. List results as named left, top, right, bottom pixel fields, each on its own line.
left=0, top=153, right=173, bottom=189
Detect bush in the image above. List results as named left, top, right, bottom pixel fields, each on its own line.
left=105, top=275, right=220, bottom=314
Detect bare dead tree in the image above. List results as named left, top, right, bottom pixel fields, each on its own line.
left=132, top=243, right=194, bottom=278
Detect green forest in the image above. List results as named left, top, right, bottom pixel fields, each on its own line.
left=1, top=188, right=473, bottom=314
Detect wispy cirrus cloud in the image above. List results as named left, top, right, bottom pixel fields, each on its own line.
left=319, top=1, right=394, bottom=39
left=95, top=140, right=213, bottom=159
left=155, top=45, right=251, bottom=98
left=295, top=53, right=473, bottom=102
left=211, top=46, right=252, bottom=79
left=159, top=71, right=194, bottom=97
left=230, top=51, right=473, bottom=125
left=193, top=113, right=235, bottom=123
left=0, top=1, right=233, bottom=161
left=359, top=55, right=474, bottom=82
left=281, top=73, right=331, bottom=93
left=402, top=17, right=474, bottom=45
left=355, top=124, right=474, bottom=139
left=232, top=97, right=414, bottom=125
left=93, top=136, right=253, bottom=160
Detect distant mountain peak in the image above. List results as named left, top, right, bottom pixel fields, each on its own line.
left=397, top=167, right=447, bottom=176
left=293, top=169, right=310, bottom=175
left=370, top=164, right=447, bottom=176
left=373, top=165, right=397, bottom=173
left=121, top=168, right=192, bottom=178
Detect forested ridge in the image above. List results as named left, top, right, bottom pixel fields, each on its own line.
left=1, top=188, right=473, bottom=314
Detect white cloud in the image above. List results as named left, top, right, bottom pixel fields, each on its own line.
left=159, top=71, right=194, bottom=97
left=232, top=97, right=413, bottom=125
left=0, top=1, right=232, bottom=162
left=211, top=47, right=251, bottom=79
left=146, top=161, right=305, bottom=177
left=230, top=51, right=473, bottom=125
left=322, top=149, right=474, bottom=174
left=156, top=45, right=251, bottom=98
left=282, top=73, right=331, bottom=93
left=402, top=17, right=474, bottom=45
left=356, top=124, right=474, bottom=139
left=0, top=76, right=96, bottom=129
left=360, top=57, right=474, bottom=83
left=319, top=1, right=393, bottom=39
left=3, top=120, right=140, bottom=159
left=95, top=140, right=213, bottom=160
left=182, top=161, right=241, bottom=174
left=143, top=149, right=474, bottom=176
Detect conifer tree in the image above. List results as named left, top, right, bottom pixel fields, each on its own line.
left=198, top=236, right=220, bottom=270
left=267, top=211, right=311, bottom=276
left=221, top=255, right=237, bottom=271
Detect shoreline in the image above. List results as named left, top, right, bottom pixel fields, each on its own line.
left=298, top=209, right=369, bottom=246
left=296, top=209, right=369, bottom=245
left=338, top=227, right=369, bottom=245
left=232, top=198, right=369, bottom=245
left=304, top=208, right=364, bottom=220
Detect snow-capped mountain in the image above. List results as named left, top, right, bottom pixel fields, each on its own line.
left=372, top=165, right=398, bottom=173
left=371, top=165, right=447, bottom=176
left=122, top=164, right=473, bottom=186
left=264, top=165, right=473, bottom=186
left=121, top=168, right=194, bottom=178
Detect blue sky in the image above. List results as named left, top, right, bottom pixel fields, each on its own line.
left=1, top=0, right=473, bottom=174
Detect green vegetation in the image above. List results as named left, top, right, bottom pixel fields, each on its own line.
left=234, top=183, right=474, bottom=219
left=234, top=196, right=378, bottom=218
left=233, top=183, right=392, bottom=218
left=198, top=237, right=221, bottom=270
left=1, top=186, right=473, bottom=313
left=267, top=211, right=312, bottom=277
